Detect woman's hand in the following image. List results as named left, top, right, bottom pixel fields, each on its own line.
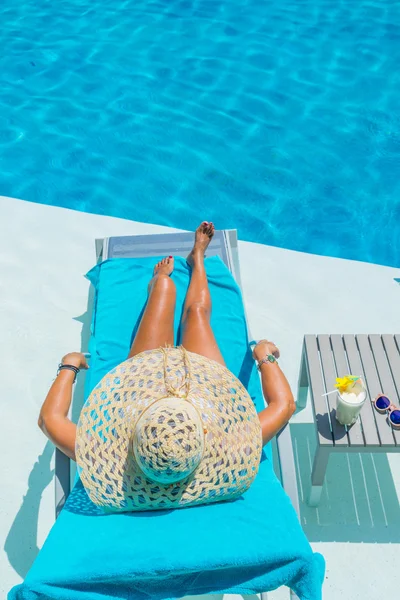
left=38, top=352, right=88, bottom=461
left=61, top=352, right=89, bottom=370
left=253, top=339, right=295, bottom=445
left=253, top=340, right=280, bottom=362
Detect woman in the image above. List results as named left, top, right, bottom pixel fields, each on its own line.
left=38, top=221, right=295, bottom=461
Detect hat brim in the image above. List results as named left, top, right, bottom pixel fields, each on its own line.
left=76, top=348, right=262, bottom=512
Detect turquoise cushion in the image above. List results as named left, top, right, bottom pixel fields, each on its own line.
left=9, top=256, right=324, bottom=600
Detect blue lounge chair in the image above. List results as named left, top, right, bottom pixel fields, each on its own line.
left=9, top=230, right=324, bottom=600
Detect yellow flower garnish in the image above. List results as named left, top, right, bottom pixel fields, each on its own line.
left=335, top=375, right=359, bottom=394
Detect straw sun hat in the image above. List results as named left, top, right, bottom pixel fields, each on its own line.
left=76, top=346, right=262, bottom=512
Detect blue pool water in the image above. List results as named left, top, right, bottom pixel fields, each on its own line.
left=0, top=0, right=399, bottom=266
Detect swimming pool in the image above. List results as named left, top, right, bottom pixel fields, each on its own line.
left=0, top=0, right=399, bottom=266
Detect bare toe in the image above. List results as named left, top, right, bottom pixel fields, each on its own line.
left=153, top=256, right=174, bottom=276
left=187, top=221, right=215, bottom=267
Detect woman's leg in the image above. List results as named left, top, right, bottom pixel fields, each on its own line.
left=128, top=257, right=176, bottom=358
left=181, top=222, right=225, bottom=366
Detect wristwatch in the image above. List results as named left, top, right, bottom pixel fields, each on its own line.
left=256, top=354, right=278, bottom=370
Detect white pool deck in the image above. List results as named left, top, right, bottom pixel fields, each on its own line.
left=1, top=195, right=399, bottom=600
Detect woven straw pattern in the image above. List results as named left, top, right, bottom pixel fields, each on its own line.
left=133, top=398, right=205, bottom=484
left=76, top=348, right=262, bottom=512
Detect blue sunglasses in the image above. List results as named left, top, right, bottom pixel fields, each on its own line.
left=373, top=395, right=400, bottom=430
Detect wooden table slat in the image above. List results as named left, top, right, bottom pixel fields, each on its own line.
left=330, top=335, right=364, bottom=445
left=343, top=335, right=380, bottom=445
left=369, top=335, right=400, bottom=445
left=356, top=334, right=395, bottom=446
left=304, top=335, right=333, bottom=445
left=382, top=334, right=400, bottom=398
left=317, top=335, right=348, bottom=445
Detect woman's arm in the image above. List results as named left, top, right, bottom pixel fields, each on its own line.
left=38, top=352, right=88, bottom=461
left=254, top=340, right=296, bottom=446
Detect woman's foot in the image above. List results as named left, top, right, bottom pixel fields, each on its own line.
left=153, top=256, right=174, bottom=277
left=187, top=221, right=215, bottom=268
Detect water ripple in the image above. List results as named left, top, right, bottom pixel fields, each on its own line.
left=0, top=0, right=399, bottom=266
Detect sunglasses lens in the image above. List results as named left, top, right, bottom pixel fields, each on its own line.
left=389, top=410, right=400, bottom=426
left=375, top=395, right=390, bottom=410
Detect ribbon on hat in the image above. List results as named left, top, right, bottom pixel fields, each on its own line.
left=160, top=345, right=192, bottom=399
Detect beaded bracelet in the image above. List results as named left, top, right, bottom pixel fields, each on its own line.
left=57, top=364, right=80, bottom=383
